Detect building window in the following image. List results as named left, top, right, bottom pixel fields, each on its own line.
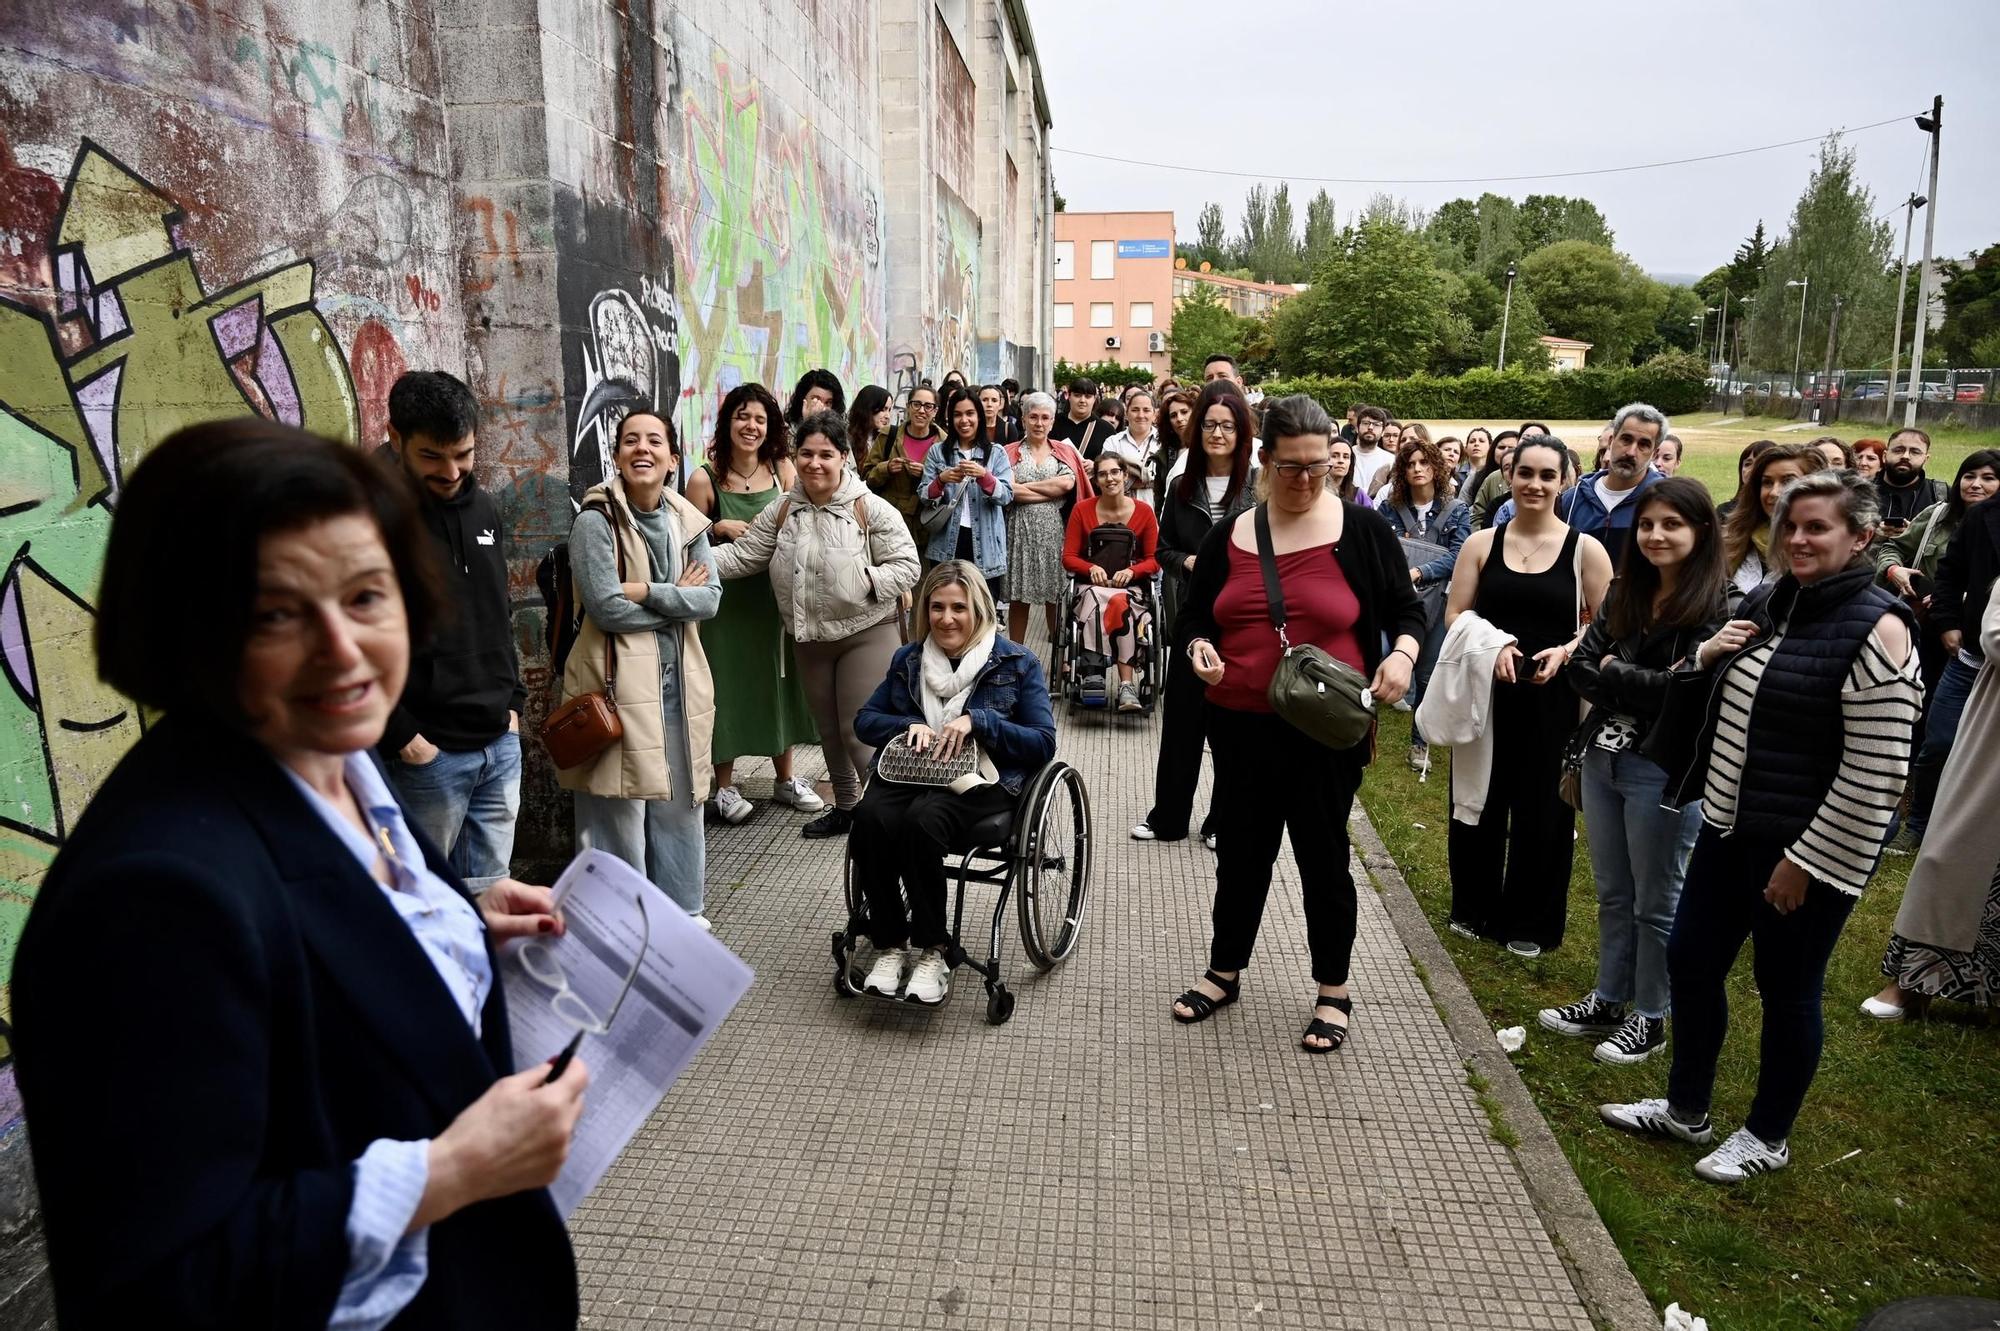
left=1130, top=302, right=1154, bottom=328
left=1054, top=303, right=1074, bottom=328
left=1090, top=240, right=1114, bottom=280
left=1053, top=241, right=1074, bottom=280
left=1089, top=302, right=1114, bottom=328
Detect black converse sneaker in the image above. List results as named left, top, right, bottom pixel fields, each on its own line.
left=1593, top=1012, right=1666, bottom=1065
left=1537, top=993, right=1626, bottom=1039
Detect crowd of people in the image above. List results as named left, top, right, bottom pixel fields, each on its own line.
left=10, top=351, right=1996, bottom=1322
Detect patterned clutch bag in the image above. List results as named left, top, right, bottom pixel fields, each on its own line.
left=875, top=733, right=984, bottom=788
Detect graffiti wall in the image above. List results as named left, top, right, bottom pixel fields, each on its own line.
left=664, top=39, right=886, bottom=452
left=0, top=0, right=466, bottom=1243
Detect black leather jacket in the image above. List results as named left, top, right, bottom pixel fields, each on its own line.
left=1566, top=587, right=1725, bottom=753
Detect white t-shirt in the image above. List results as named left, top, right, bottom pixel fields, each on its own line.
left=1593, top=475, right=1642, bottom=513
left=1350, top=445, right=1394, bottom=496
left=1100, top=429, right=1163, bottom=508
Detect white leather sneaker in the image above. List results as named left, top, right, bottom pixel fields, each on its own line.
left=902, top=948, right=951, bottom=1006
left=861, top=948, right=910, bottom=999
left=713, top=785, right=754, bottom=824
left=774, top=776, right=825, bottom=812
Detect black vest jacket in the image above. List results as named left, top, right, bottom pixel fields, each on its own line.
left=1663, top=564, right=1908, bottom=834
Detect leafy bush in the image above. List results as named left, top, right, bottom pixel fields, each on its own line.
left=1262, top=352, right=1707, bottom=421
left=1051, top=358, right=1160, bottom=391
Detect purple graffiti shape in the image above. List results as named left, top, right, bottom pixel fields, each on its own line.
left=212, top=298, right=262, bottom=360
left=74, top=367, right=123, bottom=500
left=254, top=325, right=302, bottom=426
left=0, top=575, right=32, bottom=706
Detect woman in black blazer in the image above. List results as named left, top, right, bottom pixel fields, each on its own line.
left=12, top=420, right=586, bottom=1330
left=1169, top=396, right=1427, bottom=1053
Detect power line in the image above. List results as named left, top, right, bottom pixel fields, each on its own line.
left=1050, top=112, right=1924, bottom=187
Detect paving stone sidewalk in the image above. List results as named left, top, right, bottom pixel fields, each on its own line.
left=570, top=679, right=1606, bottom=1329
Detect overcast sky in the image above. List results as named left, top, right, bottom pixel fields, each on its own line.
left=1023, top=0, right=1998, bottom=281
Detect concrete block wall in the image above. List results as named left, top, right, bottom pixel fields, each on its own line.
left=0, top=0, right=1048, bottom=1308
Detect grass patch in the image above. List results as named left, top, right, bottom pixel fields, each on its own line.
left=1360, top=710, right=2000, bottom=1330
left=1466, top=1063, right=1521, bottom=1149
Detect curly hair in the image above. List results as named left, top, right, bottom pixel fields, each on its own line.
left=712, top=382, right=790, bottom=470
left=1388, top=437, right=1453, bottom=509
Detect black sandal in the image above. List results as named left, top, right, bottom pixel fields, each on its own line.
left=1302, top=994, right=1352, bottom=1053
left=1172, top=969, right=1241, bottom=1024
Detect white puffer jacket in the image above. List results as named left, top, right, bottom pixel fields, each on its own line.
left=712, top=470, right=921, bottom=643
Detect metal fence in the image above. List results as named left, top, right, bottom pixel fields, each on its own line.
left=1705, top=366, right=2000, bottom=429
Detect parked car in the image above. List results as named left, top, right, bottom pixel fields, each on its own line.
left=1955, top=382, right=1989, bottom=402
left=1852, top=381, right=1889, bottom=401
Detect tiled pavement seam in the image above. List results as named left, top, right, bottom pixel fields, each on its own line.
left=569, top=636, right=1618, bottom=1329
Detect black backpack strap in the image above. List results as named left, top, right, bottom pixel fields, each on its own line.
left=1253, top=503, right=1291, bottom=651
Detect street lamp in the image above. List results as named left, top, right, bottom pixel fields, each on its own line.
left=1885, top=192, right=1928, bottom=424
left=1905, top=96, right=1942, bottom=427
left=1786, top=277, right=1809, bottom=399
left=1701, top=306, right=1718, bottom=367
left=1496, top=262, right=1518, bottom=371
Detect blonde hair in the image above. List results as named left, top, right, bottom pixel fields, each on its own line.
left=910, top=560, right=997, bottom=646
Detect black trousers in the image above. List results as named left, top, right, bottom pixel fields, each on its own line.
left=1447, top=678, right=1578, bottom=948
left=1144, top=645, right=1215, bottom=839
left=1205, top=704, right=1364, bottom=985
left=849, top=779, right=1016, bottom=949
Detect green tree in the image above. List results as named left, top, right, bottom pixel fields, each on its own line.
left=1237, top=184, right=1271, bottom=278
left=1741, top=136, right=1894, bottom=369
left=1643, top=284, right=1708, bottom=358
left=1427, top=198, right=1481, bottom=267
left=1473, top=192, right=1523, bottom=282
left=1167, top=283, right=1245, bottom=380
left=1517, top=194, right=1614, bottom=250
left=1477, top=288, right=1552, bottom=371
left=1262, top=183, right=1301, bottom=283
left=1362, top=192, right=1426, bottom=232
left=1194, top=201, right=1229, bottom=269
left=1518, top=240, right=1667, bottom=366
left=1271, top=221, right=1448, bottom=377
left=1939, top=244, right=2000, bottom=365
left=1302, top=189, right=1340, bottom=273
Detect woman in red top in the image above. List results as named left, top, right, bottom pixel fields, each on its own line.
left=1171, top=396, right=1427, bottom=1052
left=1063, top=454, right=1160, bottom=712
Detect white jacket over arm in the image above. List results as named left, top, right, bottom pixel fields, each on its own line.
left=1414, top=610, right=1518, bottom=825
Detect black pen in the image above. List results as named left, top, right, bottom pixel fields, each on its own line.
left=544, top=1030, right=584, bottom=1085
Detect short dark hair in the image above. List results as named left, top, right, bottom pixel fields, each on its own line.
left=615, top=407, right=677, bottom=454
left=1259, top=393, right=1333, bottom=448
left=1357, top=405, right=1389, bottom=426
left=1001, top=378, right=1021, bottom=395
left=1888, top=426, right=1931, bottom=449
left=96, top=419, right=443, bottom=727
left=387, top=370, right=478, bottom=443
left=784, top=368, right=846, bottom=425
left=793, top=409, right=851, bottom=455
left=1520, top=421, right=1549, bottom=435
left=1068, top=377, right=1098, bottom=397
left=848, top=384, right=892, bottom=453
left=1204, top=353, right=1238, bottom=372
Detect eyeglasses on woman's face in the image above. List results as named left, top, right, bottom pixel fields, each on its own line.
left=1272, top=461, right=1333, bottom=480
left=1201, top=419, right=1237, bottom=436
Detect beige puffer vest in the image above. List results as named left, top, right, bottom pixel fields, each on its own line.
left=553, top=478, right=717, bottom=805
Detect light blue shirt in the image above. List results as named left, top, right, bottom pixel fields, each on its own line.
left=281, top=752, right=495, bottom=1329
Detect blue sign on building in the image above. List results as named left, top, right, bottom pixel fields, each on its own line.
left=1117, top=239, right=1172, bottom=259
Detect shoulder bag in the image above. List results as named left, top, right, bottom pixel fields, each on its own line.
left=541, top=507, right=626, bottom=769
left=1254, top=504, right=1375, bottom=750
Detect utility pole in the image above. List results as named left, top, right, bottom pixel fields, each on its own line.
left=1497, top=262, right=1517, bottom=371
left=1885, top=192, right=1927, bottom=425
left=1905, top=95, right=1943, bottom=428
left=1820, top=293, right=1844, bottom=423
left=1717, top=288, right=1730, bottom=388
left=1787, top=277, right=1809, bottom=399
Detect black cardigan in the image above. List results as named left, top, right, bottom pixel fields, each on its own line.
left=1177, top=500, right=1428, bottom=679
left=1157, top=474, right=1257, bottom=588
left=13, top=719, right=576, bottom=1330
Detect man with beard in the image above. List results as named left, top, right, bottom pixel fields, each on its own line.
left=1350, top=405, right=1395, bottom=496
left=1877, top=427, right=1948, bottom=529
left=1555, top=403, right=1666, bottom=569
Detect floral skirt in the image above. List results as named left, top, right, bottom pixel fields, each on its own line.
left=1880, top=859, right=2000, bottom=1007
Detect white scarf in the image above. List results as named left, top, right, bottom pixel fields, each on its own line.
left=920, top=629, right=996, bottom=731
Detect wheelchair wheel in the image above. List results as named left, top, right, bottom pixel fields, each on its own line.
left=1016, top=762, right=1092, bottom=969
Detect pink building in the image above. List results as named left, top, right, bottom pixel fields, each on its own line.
left=1052, top=211, right=1176, bottom=380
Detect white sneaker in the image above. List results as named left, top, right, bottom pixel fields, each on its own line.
left=1130, top=821, right=1158, bottom=841
left=1859, top=994, right=1906, bottom=1021
left=1202, top=832, right=1217, bottom=851
left=1694, top=1127, right=1789, bottom=1183
left=713, top=785, right=754, bottom=824
left=774, top=776, right=825, bottom=812
left=902, top=947, right=951, bottom=1006
left=1598, top=1097, right=1715, bottom=1145
left=861, top=948, right=909, bottom=999
left=688, top=913, right=712, bottom=933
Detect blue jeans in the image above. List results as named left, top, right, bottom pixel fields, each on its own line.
left=1666, top=826, right=1858, bottom=1143
left=1579, top=747, right=1700, bottom=1018
left=389, top=730, right=522, bottom=888
left=572, top=664, right=705, bottom=914
left=1907, top=653, right=1978, bottom=839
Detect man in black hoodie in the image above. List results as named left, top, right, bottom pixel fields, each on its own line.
left=378, top=371, right=526, bottom=885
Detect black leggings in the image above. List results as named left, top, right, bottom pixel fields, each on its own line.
left=1205, top=704, right=1365, bottom=986
left=849, top=780, right=1016, bottom=949
left=1144, top=644, right=1215, bottom=839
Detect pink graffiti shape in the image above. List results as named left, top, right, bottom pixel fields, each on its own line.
left=253, top=326, right=302, bottom=426
left=0, top=575, right=31, bottom=705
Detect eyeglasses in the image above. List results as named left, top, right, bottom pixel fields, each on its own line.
left=1201, top=420, right=1237, bottom=435
left=1273, top=461, right=1334, bottom=480
left=518, top=891, right=650, bottom=1036
left=908, top=401, right=937, bottom=412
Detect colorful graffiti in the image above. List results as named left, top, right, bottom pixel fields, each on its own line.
left=934, top=184, right=982, bottom=382
left=670, top=51, right=885, bottom=447
left=0, top=141, right=361, bottom=1036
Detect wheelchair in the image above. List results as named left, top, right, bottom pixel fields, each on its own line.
left=1052, top=524, right=1160, bottom=718
left=832, top=760, right=1093, bottom=1024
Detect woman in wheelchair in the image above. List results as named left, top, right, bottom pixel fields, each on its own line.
left=849, top=562, right=1058, bottom=1005
left=1063, top=453, right=1160, bottom=712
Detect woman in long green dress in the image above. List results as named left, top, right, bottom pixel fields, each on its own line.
left=684, top=382, right=823, bottom=825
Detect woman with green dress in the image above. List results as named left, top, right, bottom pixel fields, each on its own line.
left=684, top=382, right=824, bottom=825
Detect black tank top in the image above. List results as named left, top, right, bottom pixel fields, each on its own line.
left=1476, top=521, right=1580, bottom=656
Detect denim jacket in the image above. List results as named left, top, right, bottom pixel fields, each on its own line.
left=1379, top=497, right=1472, bottom=587
left=854, top=636, right=1056, bottom=794
left=919, top=439, right=1014, bottom=578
